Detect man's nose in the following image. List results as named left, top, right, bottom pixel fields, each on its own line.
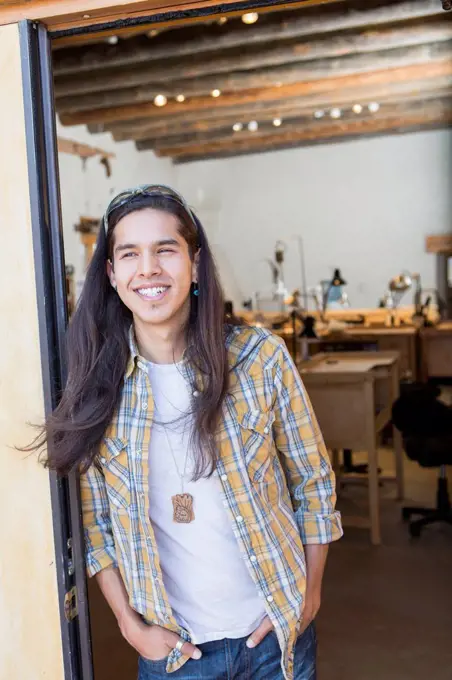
left=138, top=251, right=161, bottom=276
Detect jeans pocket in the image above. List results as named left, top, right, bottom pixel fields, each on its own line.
left=138, top=655, right=167, bottom=679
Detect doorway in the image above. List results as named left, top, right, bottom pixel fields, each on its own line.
left=14, top=1, right=452, bottom=678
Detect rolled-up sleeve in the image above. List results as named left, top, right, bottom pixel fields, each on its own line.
left=271, top=340, right=343, bottom=544
left=80, top=461, right=118, bottom=576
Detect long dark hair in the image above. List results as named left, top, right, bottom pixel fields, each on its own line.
left=33, top=193, right=229, bottom=478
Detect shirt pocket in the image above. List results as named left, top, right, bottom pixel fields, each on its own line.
left=101, top=437, right=130, bottom=512
left=233, top=404, right=276, bottom=482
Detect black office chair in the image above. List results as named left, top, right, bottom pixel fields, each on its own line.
left=392, top=383, right=452, bottom=538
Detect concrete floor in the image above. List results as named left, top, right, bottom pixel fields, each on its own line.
left=88, top=450, right=452, bottom=680
left=318, top=450, right=452, bottom=680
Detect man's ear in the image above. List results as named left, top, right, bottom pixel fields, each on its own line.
left=107, top=259, right=117, bottom=289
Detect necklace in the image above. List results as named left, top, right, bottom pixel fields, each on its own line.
left=153, top=396, right=195, bottom=524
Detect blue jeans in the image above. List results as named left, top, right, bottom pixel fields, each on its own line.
left=138, top=623, right=316, bottom=679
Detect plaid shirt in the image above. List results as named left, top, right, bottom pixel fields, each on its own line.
left=81, top=326, right=342, bottom=679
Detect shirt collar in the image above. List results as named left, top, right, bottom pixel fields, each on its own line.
left=124, top=325, right=192, bottom=380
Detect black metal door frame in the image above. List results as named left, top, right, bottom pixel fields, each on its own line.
left=19, top=20, right=93, bottom=680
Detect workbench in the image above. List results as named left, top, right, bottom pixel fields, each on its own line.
left=298, top=352, right=404, bottom=545
left=420, top=322, right=452, bottom=380
left=307, top=326, right=418, bottom=381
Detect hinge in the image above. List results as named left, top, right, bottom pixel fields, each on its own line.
left=64, top=586, right=78, bottom=621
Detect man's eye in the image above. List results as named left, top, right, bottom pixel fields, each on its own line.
left=158, top=248, right=175, bottom=254
left=121, top=252, right=137, bottom=258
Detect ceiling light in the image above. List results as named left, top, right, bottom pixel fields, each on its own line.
left=368, top=102, right=380, bottom=113
left=107, top=35, right=119, bottom=45
left=232, top=123, right=243, bottom=132
left=273, top=118, right=282, bottom=127
left=314, top=110, right=325, bottom=119
left=82, top=14, right=91, bottom=19
left=330, top=108, right=342, bottom=119
left=211, top=89, right=221, bottom=98
left=352, top=104, right=363, bottom=114
left=148, top=29, right=159, bottom=38
left=153, top=94, right=167, bottom=107
left=176, top=94, right=186, bottom=103
left=242, top=12, right=259, bottom=24
left=248, top=121, right=259, bottom=132
left=217, top=17, right=228, bottom=25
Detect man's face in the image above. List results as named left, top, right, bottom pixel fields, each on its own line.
left=108, top=208, right=197, bottom=329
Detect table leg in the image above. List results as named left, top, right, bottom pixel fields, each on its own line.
left=365, top=381, right=381, bottom=545
left=393, top=426, right=405, bottom=501
left=391, top=356, right=405, bottom=501
left=367, top=438, right=381, bottom=545
left=331, top=448, right=340, bottom=473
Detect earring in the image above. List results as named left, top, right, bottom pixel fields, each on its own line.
left=193, top=283, right=199, bottom=297
left=112, top=282, right=117, bottom=291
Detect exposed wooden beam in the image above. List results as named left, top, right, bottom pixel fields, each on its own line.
left=53, top=33, right=452, bottom=99
left=173, top=120, right=452, bottom=162
left=57, top=136, right=115, bottom=158
left=134, top=95, right=452, bottom=149
left=58, top=59, right=452, bottom=126
left=54, top=21, right=452, bottom=112
left=158, top=103, right=452, bottom=161
left=97, top=74, right=452, bottom=139
left=147, top=97, right=452, bottom=150
left=51, top=0, right=447, bottom=74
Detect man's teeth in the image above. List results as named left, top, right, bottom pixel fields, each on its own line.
left=137, top=286, right=168, bottom=298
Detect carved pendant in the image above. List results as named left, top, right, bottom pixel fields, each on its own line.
left=172, top=493, right=195, bottom=523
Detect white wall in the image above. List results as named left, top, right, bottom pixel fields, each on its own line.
left=174, top=129, right=452, bottom=309
left=57, top=120, right=175, bottom=295
left=58, top=123, right=452, bottom=310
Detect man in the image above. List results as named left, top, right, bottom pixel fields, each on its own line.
left=45, top=185, right=342, bottom=679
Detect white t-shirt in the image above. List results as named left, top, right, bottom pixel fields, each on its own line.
left=147, top=361, right=266, bottom=644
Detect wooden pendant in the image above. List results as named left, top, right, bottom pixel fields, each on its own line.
left=172, top=494, right=195, bottom=523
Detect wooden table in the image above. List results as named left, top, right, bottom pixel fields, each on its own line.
left=298, top=352, right=404, bottom=545
left=305, top=327, right=418, bottom=381
left=420, top=322, right=452, bottom=380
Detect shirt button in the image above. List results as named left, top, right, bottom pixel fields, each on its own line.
left=142, top=403, right=148, bottom=410
left=193, top=390, right=200, bottom=397
left=250, top=555, right=257, bottom=563
left=264, top=427, right=270, bottom=434
left=220, top=474, right=228, bottom=482
left=100, top=457, right=106, bottom=465
left=236, top=516, right=243, bottom=523
left=267, top=595, right=274, bottom=603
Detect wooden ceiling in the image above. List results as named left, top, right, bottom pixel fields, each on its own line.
left=53, top=0, right=452, bottom=163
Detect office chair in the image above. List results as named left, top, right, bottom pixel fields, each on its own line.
left=392, top=383, right=452, bottom=538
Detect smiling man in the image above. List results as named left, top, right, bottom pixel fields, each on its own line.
left=40, top=185, right=342, bottom=680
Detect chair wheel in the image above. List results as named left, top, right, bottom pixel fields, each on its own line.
left=402, top=508, right=411, bottom=522
left=409, top=524, right=421, bottom=538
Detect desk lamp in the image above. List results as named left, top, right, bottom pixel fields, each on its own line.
left=322, top=268, right=347, bottom=315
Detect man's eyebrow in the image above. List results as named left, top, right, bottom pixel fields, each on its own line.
left=114, top=239, right=180, bottom=253
left=114, top=243, right=137, bottom=253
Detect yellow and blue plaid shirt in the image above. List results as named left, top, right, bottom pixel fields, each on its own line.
left=81, top=326, right=342, bottom=679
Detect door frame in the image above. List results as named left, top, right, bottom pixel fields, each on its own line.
left=18, top=19, right=93, bottom=680
left=1, top=0, right=335, bottom=33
